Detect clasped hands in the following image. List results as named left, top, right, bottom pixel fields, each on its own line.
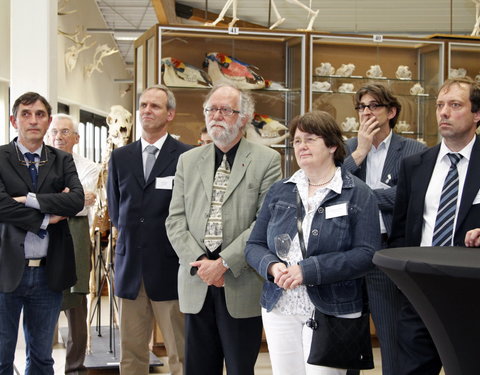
left=191, top=256, right=228, bottom=287
left=269, top=262, right=304, bottom=290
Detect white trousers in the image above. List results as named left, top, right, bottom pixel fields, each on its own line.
left=262, top=308, right=347, bottom=375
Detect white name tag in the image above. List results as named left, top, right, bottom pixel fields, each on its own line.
left=473, top=189, right=480, bottom=204
left=155, top=176, right=174, bottom=190
left=325, top=203, right=348, bottom=219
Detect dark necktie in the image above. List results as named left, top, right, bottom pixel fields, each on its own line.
left=24, top=152, right=39, bottom=191
left=432, top=153, right=463, bottom=246
left=24, top=152, right=47, bottom=239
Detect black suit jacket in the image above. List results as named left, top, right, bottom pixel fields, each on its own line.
left=345, top=133, right=426, bottom=236
left=107, top=135, right=191, bottom=301
left=389, top=136, right=480, bottom=248
left=0, top=139, right=84, bottom=292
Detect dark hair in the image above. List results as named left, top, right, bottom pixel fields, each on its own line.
left=289, top=111, right=346, bottom=165
left=439, top=77, right=480, bottom=127
left=201, top=127, right=208, bottom=133
left=12, top=92, right=52, bottom=118
left=354, top=84, right=401, bottom=128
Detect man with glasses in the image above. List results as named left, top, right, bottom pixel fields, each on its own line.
left=0, top=92, right=84, bottom=374
left=48, top=114, right=100, bottom=374
left=343, top=83, right=426, bottom=375
left=166, top=83, right=281, bottom=375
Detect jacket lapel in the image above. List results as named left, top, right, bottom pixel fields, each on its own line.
left=223, top=138, right=251, bottom=203
left=381, top=133, right=402, bottom=184
left=145, top=135, right=177, bottom=186
left=7, top=141, right=35, bottom=191
left=129, top=140, right=145, bottom=187
left=37, top=146, right=55, bottom=192
left=198, top=145, right=215, bottom=203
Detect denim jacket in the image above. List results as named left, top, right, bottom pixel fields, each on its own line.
left=245, top=168, right=380, bottom=316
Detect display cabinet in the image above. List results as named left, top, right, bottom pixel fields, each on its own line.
left=447, top=40, right=480, bottom=81
left=309, top=34, right=445, bottom=146
left=134, top=25, right=306, bottom=177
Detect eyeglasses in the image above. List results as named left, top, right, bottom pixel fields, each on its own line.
left=15, top=147, right=49, bottom=167
left=292, top=136, right=322, bottom=147
left=204, top=107, right=241, bottom=117
left=355, top=103, right=387, bottom=112
left=49, top=129, right=75, bottom=136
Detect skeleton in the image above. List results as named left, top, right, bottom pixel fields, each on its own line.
left=472, top=0, right=480, bottom=36
left=206, top=0, right=319, bottom=31
left=58, top=26, right=96, bottom=72
left=58, top=0, right=77, bottom=15
left=85, top=44, right=119, bottom=78
left=87, top=105, right=133, bottom=353
left=245, top=113, right=289, bottom=146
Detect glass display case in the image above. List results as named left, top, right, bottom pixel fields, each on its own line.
left=135, top=25, right=306, bottom=177
left=447, top=40, right=480, bottom=81
left=309, top=34, right=445, bottom=146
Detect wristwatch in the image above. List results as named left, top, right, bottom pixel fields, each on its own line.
left=221, top=257, right=229, bottom=269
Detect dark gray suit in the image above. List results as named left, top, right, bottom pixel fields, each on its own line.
left=344, top=133, right=426, bottom=375
left=388, top=137, right=480, bottom=374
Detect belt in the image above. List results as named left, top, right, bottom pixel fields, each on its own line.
left=25, top=258, right=47, bottom=267
left=381, top=233, right=389, bottom=243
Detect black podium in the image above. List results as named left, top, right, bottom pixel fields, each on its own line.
left=373, top=246, right=480, bottom=375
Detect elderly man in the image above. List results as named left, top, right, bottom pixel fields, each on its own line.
left=389, top=77, right=480, bottom=374
left=0, top=92, right=84, bottom=374
left=48, top=114, right=100, bottom=374
left=166, top=83, right=282, bottom=375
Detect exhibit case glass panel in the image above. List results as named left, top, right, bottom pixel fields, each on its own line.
left=135, top=25, right=306, bottom=177
left=309, top=34, right=445, bottom=146
left=448, top=41, right=480, bottom=81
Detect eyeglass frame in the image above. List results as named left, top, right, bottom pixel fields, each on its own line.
left=354, top=103, right=387, bottom=112
left=15, top=147, right=49, bottom=167
left=49, top=128, right=76, bottom=137
left=204, top=106, right=241, bottom=117
left=292, top=136, right=323, bottom=148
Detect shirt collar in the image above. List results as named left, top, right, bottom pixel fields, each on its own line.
left=16, top=140, right=43, bottom=157
left=439, top=134, right=476, bottom=162
left=286, top=167, right=343, bottom=195
left=372, top=129, right=392, bottom=151
left=141, top=133, right=168, bottom=153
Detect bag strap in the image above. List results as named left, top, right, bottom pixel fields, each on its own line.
left=296, top=190, right=307, bottom=259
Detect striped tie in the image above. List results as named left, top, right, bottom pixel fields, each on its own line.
left=432, top=153, right=463, bottom=246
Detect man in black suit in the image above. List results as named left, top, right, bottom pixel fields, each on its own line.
left=344, top=83, right=426, bottom=375
left=107, top=85, right=190, bottom=375
left=0, top=92, right=84, bottom=374
left=390, top=77, right=480, bottom=375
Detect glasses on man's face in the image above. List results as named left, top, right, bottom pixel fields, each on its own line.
left=204, top=107, right=241, bottom=117
left=49, top=129, right=74, bottom=137
left=292, top=136, right=322, bottom=148
left=355, top=103, right=387, bottom=112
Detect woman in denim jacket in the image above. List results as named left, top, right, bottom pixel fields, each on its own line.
left=245, top=111, right=380, bottom=375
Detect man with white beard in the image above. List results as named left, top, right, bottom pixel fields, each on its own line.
left=166, top=83, right=282, bottom=375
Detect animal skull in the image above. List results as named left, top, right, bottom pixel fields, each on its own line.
left=106, top=105, right=133, bottom=148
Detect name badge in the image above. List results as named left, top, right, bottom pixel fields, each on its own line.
left=325, top=203, right=348, bottom=219
left=473, top=189, right=480, bottom=205
left=155, top=176, right=174, bottom=190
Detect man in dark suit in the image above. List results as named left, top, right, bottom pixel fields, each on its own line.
left=166, top=83, right=282, bottom=375
left=389, top=77, right=480, bottom=375
left=107, top=85, right=190, bottom=375
left=0, top=92, right=84, bottom=374
left=343, top=83, right=426, bottom=375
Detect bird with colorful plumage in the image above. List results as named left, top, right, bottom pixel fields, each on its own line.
left=245, top=113, right=289, bottom=146
left=161, top=57, right=212, bottom=88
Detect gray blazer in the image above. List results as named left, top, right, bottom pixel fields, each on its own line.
left=166, top=138, right=282, bottom=318
left=344, top=133, right=426, bottom=236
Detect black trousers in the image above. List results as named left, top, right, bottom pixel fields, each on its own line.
left=184, top=286, right=262, bottom=375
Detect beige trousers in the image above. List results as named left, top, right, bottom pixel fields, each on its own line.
left=119, top=282, right=184, bottom=375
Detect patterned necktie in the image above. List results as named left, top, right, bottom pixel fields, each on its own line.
left=144, top=145, right=158, bottom=181
left=24, top=152, right=39, bottom=191
left=25, top=152, right=47, bottom=239
left=432, top=153, right=463, bottom=246
left=204, top=154, right=231, bottom=252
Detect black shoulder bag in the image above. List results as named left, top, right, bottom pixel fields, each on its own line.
left=296, top=191, right=374, bottom=370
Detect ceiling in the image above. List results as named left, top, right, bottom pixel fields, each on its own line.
left=94, top=0, right=478, bottom=68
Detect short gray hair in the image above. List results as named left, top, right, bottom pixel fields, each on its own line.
left=203, top=83, right=255, bottom=122
left=51, top=113, right=79, bottom=133
left=142, top=84, right=176, bottom=110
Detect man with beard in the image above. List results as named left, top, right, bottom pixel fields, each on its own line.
left=166, top=83, right=282, bottom=375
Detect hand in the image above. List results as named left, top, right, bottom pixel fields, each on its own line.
left=84, top=191, right=97, bottom=207
left=13, top=196, right=27, bottom=204
left=62, top=187, right=70, bottom=193
left=351, top=116, right=380, bottom=166
left=49, top=215, right=67, bottom=224
left=275, top=264, right=304, bottom=290
left=190, top=258, right=227, bottom=286
left=465, top=228, right=480, bottom=247
left=268, top=262, right=288, bottom=281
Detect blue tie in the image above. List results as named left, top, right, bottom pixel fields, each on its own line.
left=24, top=152, right=39, bottom=191
left=432, top=153, right=463, bottom=246
left=24, top=152, right=47, bottom=239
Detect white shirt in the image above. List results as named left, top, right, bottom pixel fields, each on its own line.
left=141, top=134, right=168, bottom=167
left=421, top=136, right=475, bottom=246
left=72, top=153, right=101, bottom=219
left=366, top=130, right=392, bottom=234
